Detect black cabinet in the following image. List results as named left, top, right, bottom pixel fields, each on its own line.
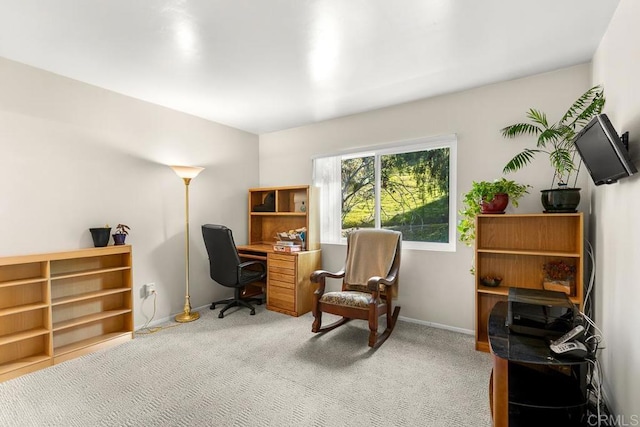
left=488, top=302, right=588, bottom=426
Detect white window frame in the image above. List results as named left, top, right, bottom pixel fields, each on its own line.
left=312, top=134, right=457, bottom=252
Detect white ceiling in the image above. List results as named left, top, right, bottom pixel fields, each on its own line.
left=0, top=0, right=619, bottom=134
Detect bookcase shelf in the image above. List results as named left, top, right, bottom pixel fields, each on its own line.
left=0, top=302, right=49, bottom=317
left=475, top=213, right=583, bottom=352
left=0, top=245, right=133, bottom=382
left=51, top=265, right=130, bottom=280
left=52, top=309, right=132, bottom=332
left=0, top=328, right=50, bottom=346
left=52, top=287, right=130, bottom=306
left=0, top=354, right=51, bottom=376
left=0, top=277, right=47, bottom=288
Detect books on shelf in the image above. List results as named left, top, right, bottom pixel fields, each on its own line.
left=273, top=244, right=302, bottom=253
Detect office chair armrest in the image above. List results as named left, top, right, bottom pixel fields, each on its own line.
left=238, top=260, right=266, bottom=273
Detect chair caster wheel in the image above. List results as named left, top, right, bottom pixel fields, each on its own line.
left=256, top=301, right=262, bottom=305
left=218, top=312, right=224, bottom=318
left=210, top=304, right=216, bottom=310
left=250, top=310, right=256, bottom=315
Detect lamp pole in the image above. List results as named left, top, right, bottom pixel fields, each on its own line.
left=170, top=165, right=204, bottom=323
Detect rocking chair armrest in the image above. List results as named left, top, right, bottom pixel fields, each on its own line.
left=366, top=273, right=397, bottom=291
left=310, top=269, right=345, bottom=282
left=238, top=260, right=266, bottom=274
left=311, top=269, right=345, bottom=296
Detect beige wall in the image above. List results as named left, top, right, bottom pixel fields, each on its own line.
left=260, top=64, right=592, bottom=332
left=592, top=0, right=640, bottom=418
left=0, top=57, right=260, bottom=327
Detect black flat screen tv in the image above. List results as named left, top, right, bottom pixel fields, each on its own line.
left=573, top=114, right=637, bottom=185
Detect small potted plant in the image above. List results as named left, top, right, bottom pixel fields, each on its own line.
left=542, top=260, right=576, bottom=295
left=112, top=224, right=130, bottom=246
left=502, top=86, right=605, bottom=212
left=458, top=178, right=530, bottom=247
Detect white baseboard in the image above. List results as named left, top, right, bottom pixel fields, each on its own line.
left=398, top=315, right=474, bottom=336
left=135, top=303, right=211, bottom=332
left=136, top=306, right=474, bottom=337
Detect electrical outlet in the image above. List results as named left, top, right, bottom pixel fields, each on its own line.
left=145, top=283, right=156, bottom=297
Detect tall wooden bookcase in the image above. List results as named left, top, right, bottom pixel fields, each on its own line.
left=0, top=245, right=133, bottom=382
left=475, top=213, right=583, bottom=352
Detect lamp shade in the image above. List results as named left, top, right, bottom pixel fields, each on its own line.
left=170, top=165, right=204, bottom=179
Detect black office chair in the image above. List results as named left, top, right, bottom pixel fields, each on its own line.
left=202, top=224, right=266, bottom=318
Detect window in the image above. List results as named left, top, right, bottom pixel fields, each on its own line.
left=313, top=135, right=457, bottom=251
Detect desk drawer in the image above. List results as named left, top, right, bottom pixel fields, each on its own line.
left=269, top=258, right=295, bottom=271
left=270, top=253, right=296, bottom=263
left=269, top=271, right=295, bottom=284
left=270, top=278, right=294, bottom=290
left=268, top=285, right=295, bottom=312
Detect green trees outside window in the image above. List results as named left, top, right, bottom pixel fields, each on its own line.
left=341, top=147, right=450, bottom=243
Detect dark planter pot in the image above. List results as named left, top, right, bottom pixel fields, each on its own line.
left=90, top=227, right=111, bottom=247
left=113, top=234, right=127, bottom=245
left=541, top=188, right=581, bottom=213
left=481, top=193, right=509, bottom=214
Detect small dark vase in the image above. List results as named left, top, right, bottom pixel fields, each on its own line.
left=481, top=193, right=509, bottom=214
left=541, top=188, right=581, bottom=213
left=90, top=227, right=111, bottom=247
left=113, top=234, right=127, bottom=245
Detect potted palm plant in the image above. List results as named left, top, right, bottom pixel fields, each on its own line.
left=458, top=178, right=530, bottom=247
left=502, top=86, right=605, bottom=213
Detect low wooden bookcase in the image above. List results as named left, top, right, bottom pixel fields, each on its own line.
left=0, top=245, right=133, bottom=382
left=475, top=213, right=583, bottom=352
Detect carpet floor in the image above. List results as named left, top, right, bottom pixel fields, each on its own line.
left=0, top=305, right=493, bottom=426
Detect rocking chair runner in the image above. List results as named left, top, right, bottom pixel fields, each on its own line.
left=310, top=229, right=401, bottom=348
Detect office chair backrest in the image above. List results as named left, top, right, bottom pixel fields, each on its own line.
left=202, top=224, right=242, bottom=287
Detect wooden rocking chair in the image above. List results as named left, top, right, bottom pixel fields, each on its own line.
left=310, top=229, right=401, bottom=348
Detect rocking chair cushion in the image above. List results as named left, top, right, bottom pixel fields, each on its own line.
left=319, top=291, right=373, bottom=308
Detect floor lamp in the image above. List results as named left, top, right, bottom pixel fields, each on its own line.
left=170, top=165, right=204, bottom=323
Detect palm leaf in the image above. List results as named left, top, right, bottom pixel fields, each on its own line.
left=503, top=149, right=541, bottom=173
left=555, top=125, right=576, bottom=147
left=549, top=148, right=575, bottom=176
left=572, top=95, right=606, bottom=128
left=501, top=123, right=541, bottom=139
left=561, top=86, right=604, bottom=124
left=536, top=127, right=564, bottom=148
left=526, top=109, right=549, bottom=128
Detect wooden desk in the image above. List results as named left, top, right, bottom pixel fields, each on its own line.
left=488, top=302, right=588, bottom=426
left=237, top=244, right=321, bottom=317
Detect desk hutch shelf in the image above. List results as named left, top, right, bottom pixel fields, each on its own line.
left=248, top=185, right=320, bottom=250
left=475, top=213, right=583, bottom=352
left=0, top=245, right=133, bottom=382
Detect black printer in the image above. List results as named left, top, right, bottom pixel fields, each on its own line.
left=506, top=288, right=577, bottom=339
